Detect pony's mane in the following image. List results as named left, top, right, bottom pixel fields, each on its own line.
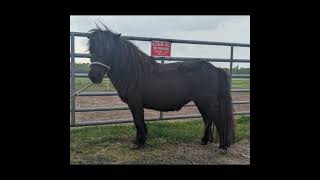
left=87, top=25, right=159, bottom=96
left=88, top=25, right=157, bottom=63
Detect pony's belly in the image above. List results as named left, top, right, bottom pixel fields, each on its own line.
left=144, top=104, right=185, bottom=112
left=142, top=79, right=191, bottom=111
left=143, top=96, right=191, bottom=112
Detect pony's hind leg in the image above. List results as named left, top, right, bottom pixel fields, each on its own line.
left=194, top=99, right=217, bottom=145
left=201, top=115, right=213, bottom=145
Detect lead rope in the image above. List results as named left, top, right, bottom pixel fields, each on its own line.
left=70, top=82, right=94, bottom=98
left=70, top=62, right=110, bottom=98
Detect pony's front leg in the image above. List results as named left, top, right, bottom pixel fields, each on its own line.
left=128, top=102, right=146, bottom=150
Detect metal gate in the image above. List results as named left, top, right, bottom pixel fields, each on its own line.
left=70, top=32, right=250, bottom=127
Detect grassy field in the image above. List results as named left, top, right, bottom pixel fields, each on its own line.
left=73, top=78, right=250, bottom=92
left=74, top=78, right=114, bottom=92
left=70, top=115, right=250, bottom=164
left=232, top=79, right=250, bottom=89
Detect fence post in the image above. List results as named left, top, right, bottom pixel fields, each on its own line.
left=70, top=34, right=76, bottom=126
left=229, top=46, right=234, bottom=82
left=159, top=58, right=164, bottom=120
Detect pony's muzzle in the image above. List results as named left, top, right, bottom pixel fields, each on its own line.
left=88, top=71, right=103, bottom=84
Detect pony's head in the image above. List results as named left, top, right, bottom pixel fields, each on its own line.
left=87, top=25, right=121, bottom=83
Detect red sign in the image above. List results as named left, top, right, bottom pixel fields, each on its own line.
left=151, top=41, right=171, bottom=57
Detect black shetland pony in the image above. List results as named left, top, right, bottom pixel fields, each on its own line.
left=87, top=25, right=235, bottom=151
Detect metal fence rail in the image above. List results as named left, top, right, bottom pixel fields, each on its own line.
left=73, top=73, right=250, bottom=78
left=74, top=53, right=250, bottom=63
left=72, top=101, right=250, bottom=112
left=72, top=111, right=250, bottom=127
left=70, top=32, right=250, bottom=47
left=70, top=73, right=250, bottom=79
left=75, top=89, right=250, bottom=97
left=70, top=32, right=250, bottom=127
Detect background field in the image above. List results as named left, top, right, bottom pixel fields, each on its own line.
left=72, top=63, right=250, bottom=92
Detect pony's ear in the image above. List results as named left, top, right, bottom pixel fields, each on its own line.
left=117, top=33, right=121, bottom=37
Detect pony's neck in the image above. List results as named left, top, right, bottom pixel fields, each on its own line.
left=107, top=51, right=158, bottom=96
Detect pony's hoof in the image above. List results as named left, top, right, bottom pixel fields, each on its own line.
left=129, top=143, right=141, bottom=150
left=200, top=141, right=208, bottom=145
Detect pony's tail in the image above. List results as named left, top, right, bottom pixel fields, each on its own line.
left=216, top=69, right=235, bottom=149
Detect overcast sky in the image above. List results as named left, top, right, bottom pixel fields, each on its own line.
left=70, top=15, right=250, bottom=68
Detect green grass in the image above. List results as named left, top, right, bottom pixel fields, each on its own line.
left=234, top=115, right=250, bottom=141
left=74, top=78, right=250, bottom=92
left=231, top=79, right=250, bottom=89
left=70, top=116, right=250, bottom=164
left=74, top=78, right=115, bottom=92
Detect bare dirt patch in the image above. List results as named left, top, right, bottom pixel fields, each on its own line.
left=155, top=139, right=250, bottom=165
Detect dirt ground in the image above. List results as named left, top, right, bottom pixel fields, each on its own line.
left=70, top=139, right=250, bottom=165
left=72, top=92, right=250, bottom=122
left=148, top=139, right=250, bottom=165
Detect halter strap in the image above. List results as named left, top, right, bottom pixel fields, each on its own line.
left=89, top=62, right=111, bottom=70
